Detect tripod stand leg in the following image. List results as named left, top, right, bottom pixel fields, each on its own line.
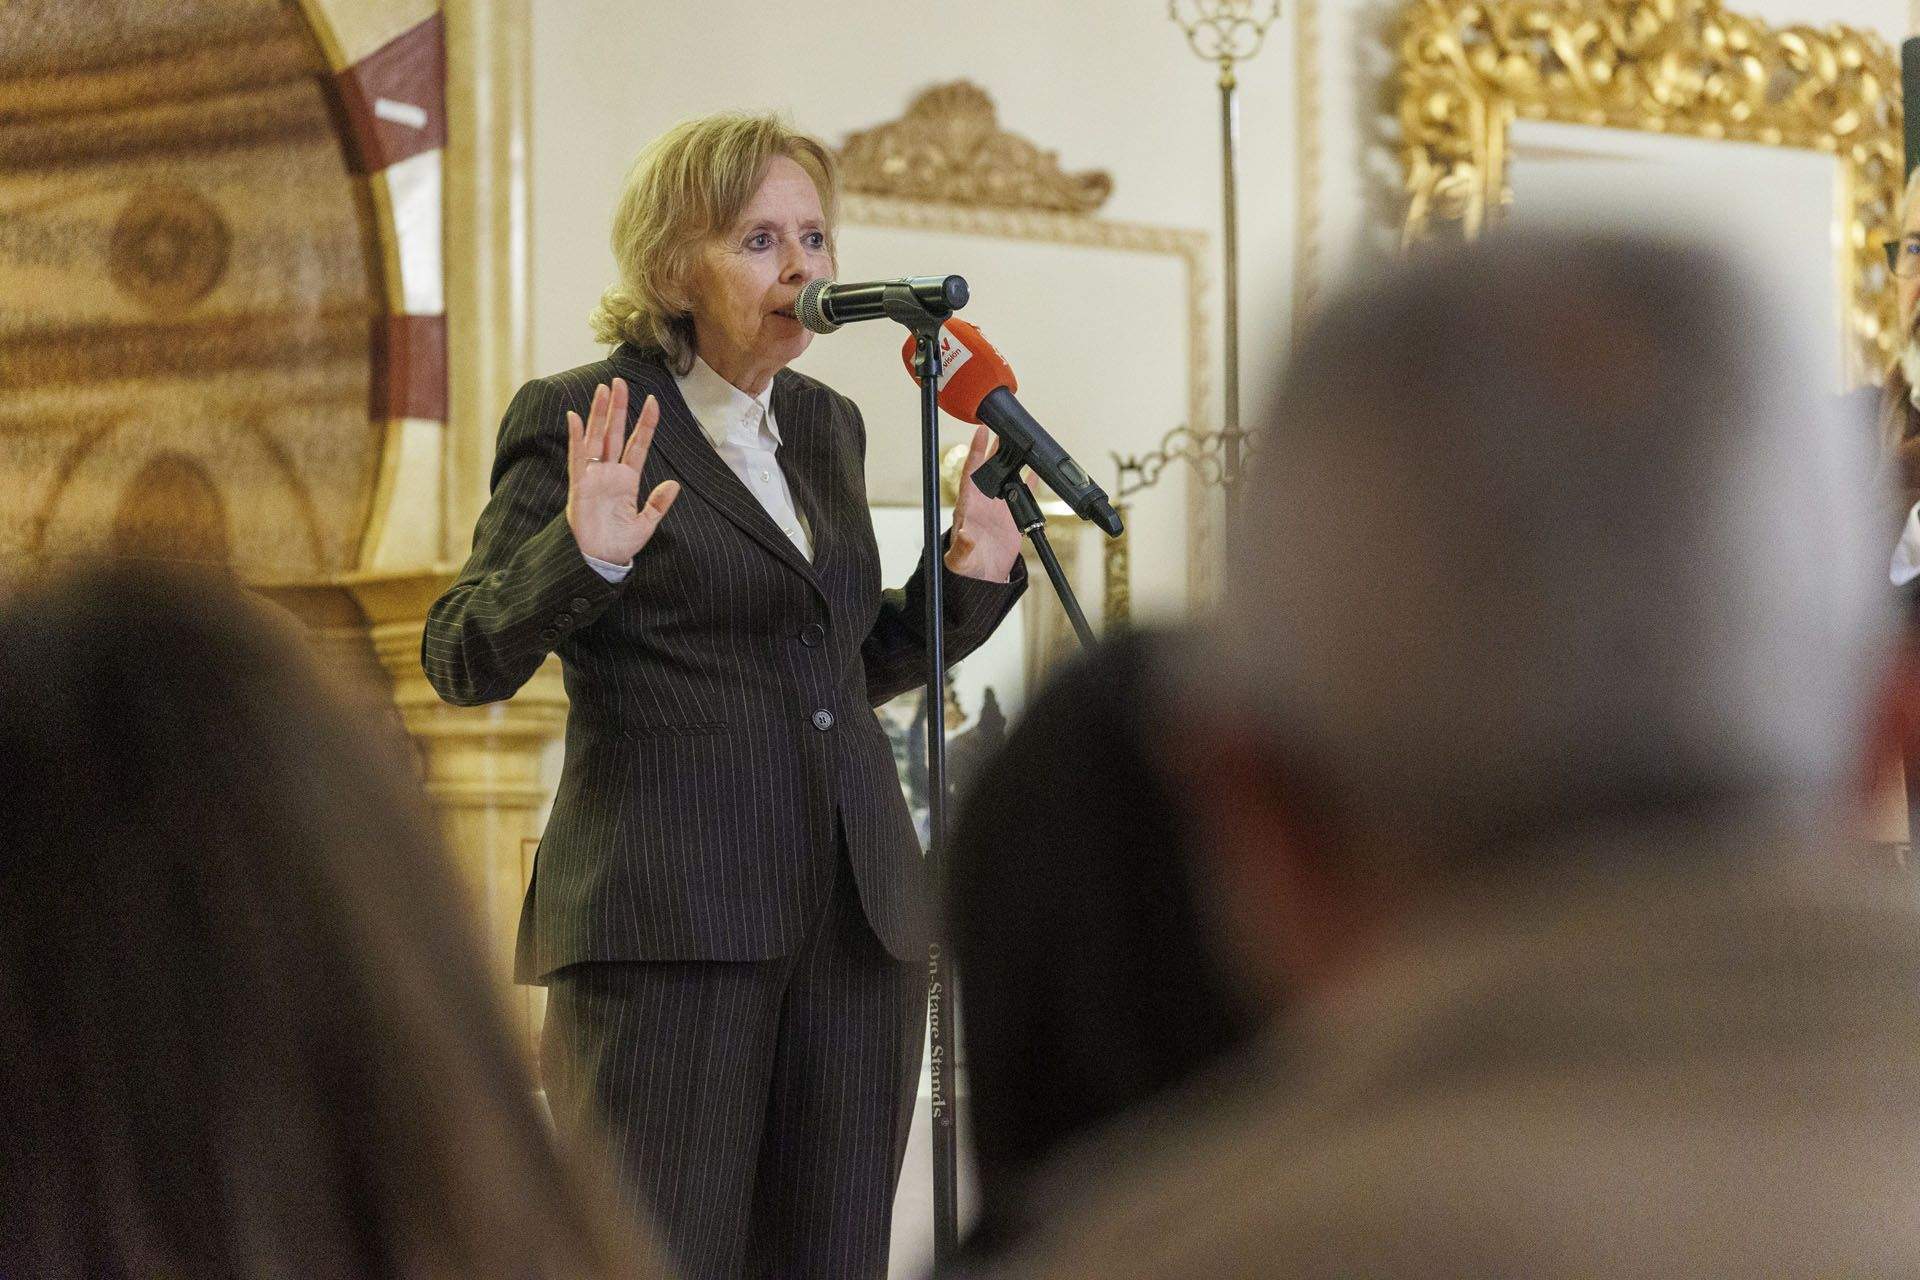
left=1027, top=526, right=1097, bottom=649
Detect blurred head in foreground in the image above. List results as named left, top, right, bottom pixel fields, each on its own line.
left=1191, top=230, right=1890, bottom=995
left=947, top=628, right=1260, bottom=1259
left=0, top=566, right=662, bottom=1280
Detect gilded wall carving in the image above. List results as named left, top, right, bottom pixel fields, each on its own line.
left=1293, top=0, right=1326, bottom=329
left=839, top=81, right=1114, bottom=213
left=0, top=0, right=384, bottom=579
left=1398, top=0, right=1902, bottom=381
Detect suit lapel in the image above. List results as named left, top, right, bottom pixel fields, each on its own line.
left=770, top=370, right=835, bottom=581
left=608, top=345, right=825, bottom=600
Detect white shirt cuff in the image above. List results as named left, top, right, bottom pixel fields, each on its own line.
left=1893, top=502, right=1920, bottom=587
left=583, top=551, right=631, bottom=583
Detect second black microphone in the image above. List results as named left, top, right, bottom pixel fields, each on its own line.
left=796, top=275, right=968, bottom=334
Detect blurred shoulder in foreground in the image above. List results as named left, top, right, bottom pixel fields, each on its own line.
left=0, top=563, right=668, bottom=1280
left=946, top=625, right=1261, bottom=1267
left=986, top=231, right=1920, bottom=1278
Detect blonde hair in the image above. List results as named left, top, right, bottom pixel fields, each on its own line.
left=589, top=113, right=839, bottom=374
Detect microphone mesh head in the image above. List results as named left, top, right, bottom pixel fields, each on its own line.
left=795, top=279, right=838, bottom=334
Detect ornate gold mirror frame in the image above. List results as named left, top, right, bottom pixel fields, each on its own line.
left=1397, top=0, right=1902, bottom=384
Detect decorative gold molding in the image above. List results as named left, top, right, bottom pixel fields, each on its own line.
left=838, top=81, right=1114, bottom=214
left=443, top=0, right=531, bottom=556
left=1398, top=0, right=1902, bottom=383
left=1293, top=0, right=1324, bottom=331
left=1115, top=424, right=1244, bottom=497
left=1169, top=0, right=1283, bottom=64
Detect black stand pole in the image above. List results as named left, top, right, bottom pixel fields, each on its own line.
left=912, top=325, right=963, bottom=1269
left=909, top=303, right=1108, bottom=1269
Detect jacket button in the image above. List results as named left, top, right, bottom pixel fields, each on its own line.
left=800, top=622, right=826, bottom=647
left=811, top=709, right=834, bottom=731
left=570, top=597, right=590, bottom=611
left=555, top=612, right=573, bottom=628
left=539, top=627, right=559, bottom=644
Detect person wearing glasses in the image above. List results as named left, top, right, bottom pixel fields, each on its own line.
left=1880, top=167, right=1920, bottom=579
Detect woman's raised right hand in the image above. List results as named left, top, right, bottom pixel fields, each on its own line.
left=566, top=377, right=680, bottom=566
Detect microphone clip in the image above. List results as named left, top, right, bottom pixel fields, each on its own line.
left=968, top=437, right=1047, bottom=536
left=884, top=279, right=965, bottom=328
left=961, top=425, right=1100, bottom=648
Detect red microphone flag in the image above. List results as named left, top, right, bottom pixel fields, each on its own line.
left=899, top=318, right=1017, bottom=424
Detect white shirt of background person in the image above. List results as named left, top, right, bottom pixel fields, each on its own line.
left=1895, top=500, right=1920, bottom=587
left=585, top=355, right=814, bottom=581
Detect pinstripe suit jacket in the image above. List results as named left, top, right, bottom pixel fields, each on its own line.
left=424, top=344, right=1025, bottom=980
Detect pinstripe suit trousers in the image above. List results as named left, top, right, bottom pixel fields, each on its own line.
left=541, top=833, right=927, bottom=1280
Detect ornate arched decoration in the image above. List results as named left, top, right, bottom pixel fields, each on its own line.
left=0, top=0, right=447, bottom=582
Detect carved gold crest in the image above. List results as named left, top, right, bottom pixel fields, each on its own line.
left=838, top=81, right=1114, bottom=214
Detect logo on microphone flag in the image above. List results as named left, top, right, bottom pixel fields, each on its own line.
left=931, top=326, right=972, bottom=393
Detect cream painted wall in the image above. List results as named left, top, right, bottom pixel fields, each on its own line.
left=529, top=0, right=1917, bottom=350
left=1740, top=0, right=1904, bottom=33
left=529, top=1, right=1294, bottom=371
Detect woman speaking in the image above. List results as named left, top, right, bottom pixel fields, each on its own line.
left=424, top=113, right=1026, bottom=1278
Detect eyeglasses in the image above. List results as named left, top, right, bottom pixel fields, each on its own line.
left=1886, top=237, right=1920, bottom=277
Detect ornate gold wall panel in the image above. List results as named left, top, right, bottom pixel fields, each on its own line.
left=1398, top=0, right=1902, bottom=382
left=1294, top=0, right=1325, bottom=331
left=0, top=0, right=458, bottom=585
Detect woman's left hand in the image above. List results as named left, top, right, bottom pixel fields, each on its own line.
left=944, top=424, right=1025, bottom=583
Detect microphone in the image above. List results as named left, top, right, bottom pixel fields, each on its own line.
left=900, top=319, right=1124, bottom=537
left=796, top=275, right=969, bottom=334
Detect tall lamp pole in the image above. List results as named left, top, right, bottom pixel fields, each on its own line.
left=1167, top=0, right=1280, bottom=512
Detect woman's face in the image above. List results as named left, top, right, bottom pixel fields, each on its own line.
left=1900, top=194, right=1920, bottom=338
left=688, top=155, right=832, bottom=394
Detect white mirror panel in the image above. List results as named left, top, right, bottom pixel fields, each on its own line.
left=1507, top=120, right=1844, bottom=393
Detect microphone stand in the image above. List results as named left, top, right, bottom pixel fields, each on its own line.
left=907, top=317, right=963, bottom=1269
left=902, top=294, right=1100, bottom=1268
